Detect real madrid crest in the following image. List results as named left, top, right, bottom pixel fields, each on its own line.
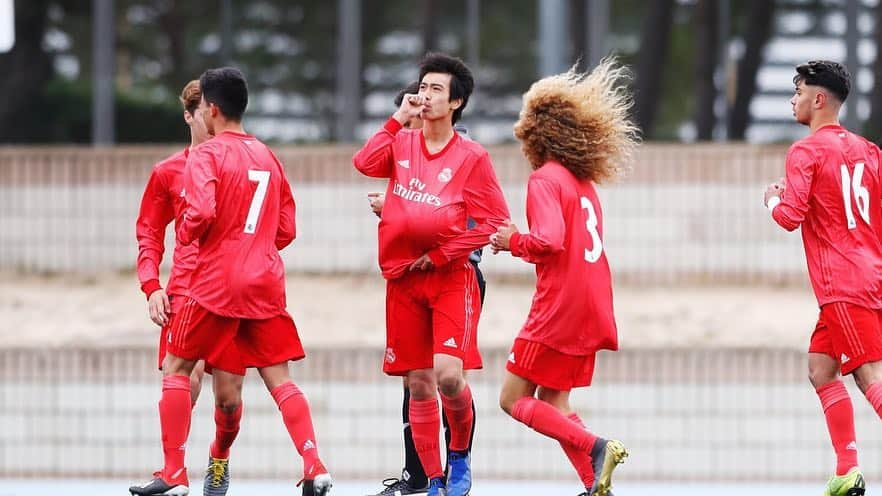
left=437, top=167, right=453, bottom=183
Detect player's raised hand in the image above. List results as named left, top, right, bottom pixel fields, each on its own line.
left=393, top=93, right=426, bottom=125
left=764, top=180, right=785, bottom=207
left=147, top=288, right=171, bottom=327
left=491, top=220, right=519, bottom=253
left=367, top=192, right=385, bottom=217
left=409, top=253, right=434, bottom=271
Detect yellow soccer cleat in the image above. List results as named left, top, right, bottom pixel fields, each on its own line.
left=822, top=467, right=865, bottom=496
left=589, top=439, right=628, bottom=496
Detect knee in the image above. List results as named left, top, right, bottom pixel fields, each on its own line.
left=499, top=394, right=514, bottom=416
left=436, top=370, right=465, bottom=397
left=407, top=374, right=436, bottom=400
left=808, top=363, right=838, bottom=389
left=215, top=397, right=242, bottom=414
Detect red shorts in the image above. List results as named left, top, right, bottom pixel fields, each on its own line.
left=809, top=302, right=882, bottom=375
left=166, top=297, right=305, bottom=375
left=383, top=262, right=482, bottom=375
left=506, top=338, right=596, bottom=391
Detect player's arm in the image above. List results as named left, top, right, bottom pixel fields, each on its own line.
left=135, top=168, right=174, bottom=298
left=353, top=93, right=424, bottom=178
left=351, top=119, right=401, bottom=178
left=508, top=177, right=565, bottom=263
left=425, top=152, right=511, bottom=267
left=276, top=169, right=297, bottom=250
left=177, top=146, right=218, bottom=245
left=768, top=145, right=814, bottom=231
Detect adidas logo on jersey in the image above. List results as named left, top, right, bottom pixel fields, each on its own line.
left=443, top=337, right=457, bottom=348
left=302, top=439, right=315, bottom=451
left=397, top=159, right=410, bottom=168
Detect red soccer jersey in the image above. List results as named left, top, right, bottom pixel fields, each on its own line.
left=773, top=124, right=882, bottom=308
left=178, top=131, right=296, bottom=319
left=135, top=148, right=197, bottom=299
left=509, top=161, right=618, bottom=355
left=353, top=118, right=510, bottom=279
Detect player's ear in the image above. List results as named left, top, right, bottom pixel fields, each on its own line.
left=450, top=98, right=463, bottom=111
left=815, top=90, right=826, bottom=109
left=183, top=111, right=194, bottom=125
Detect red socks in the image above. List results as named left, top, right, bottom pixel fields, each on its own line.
left=409, top=398, right=444, bottom=479
left=159, top=375, right=192, bottom=483
left=210, top=403, right=243, bottom=460
left=865, top=381, right=882, bottom=419
left=271, top=382, right=321, bottom=478
left=440, top=385, right=474, bottom=452
left=562, top=413, right=596, bottom=489
left=511, top=397, right=598, bottom=450
left=816, top=381, right=858, bottom=476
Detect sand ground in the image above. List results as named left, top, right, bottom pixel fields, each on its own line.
left=0, top=272, right=818, bottom=350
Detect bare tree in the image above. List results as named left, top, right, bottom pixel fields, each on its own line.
left=694, top=0, right=719, bottom=140
left=727, top=0, right=775, bottom=140
left=421, top=0, right=438, bottom=53
left=866, top=3, right=882, bottom=142
left=634, top=0, right=675, bottom=138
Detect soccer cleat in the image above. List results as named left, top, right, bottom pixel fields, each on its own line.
left=129, top=470, right=190, bottom=496
left=588, top=439, right=628, bottom=496
left=203, top=457, right=230, bottom=496
left=299, top=460, right=333, bottom=496
left=427, top=477, right=446, bottom=496
left=445, top=452, right=471, bottom=496
left=822, top=467, right=866, bottom=496
left=365, top=474, right=429, bottom=495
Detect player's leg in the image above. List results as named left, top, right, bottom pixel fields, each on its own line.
left=813, top=303, right=876, bottom=496
left=242, top=314, right=330, bottom=496
left=131, top=297, right=237, bottom=496
left=189, top=360, right=206, bottom=407
left=401, top=377, right=430, bottom=491
left=203, top=368, right=244, bottom=496
left=431, top=265, right=480, bottom=496
left=406, top=367, right=445, bottom=495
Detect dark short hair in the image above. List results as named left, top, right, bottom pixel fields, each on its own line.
left=199, top=67, right=249, bottom=121
left=793, top=60, right=851, bottom=103
left=394, top=81, right=421, bottom=107
left=418, top=53, right=474, bottom=124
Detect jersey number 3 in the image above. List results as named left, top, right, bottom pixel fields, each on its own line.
left=841, top=162, right=870, bottom=229
left=580, top=196, right=603, bottom=263
left=245, top=170, right=270, bottom=234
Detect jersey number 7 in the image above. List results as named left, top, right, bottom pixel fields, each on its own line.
left=841, top=162, right=870, bottom=229
left=244, top=169, right=270, bottom=234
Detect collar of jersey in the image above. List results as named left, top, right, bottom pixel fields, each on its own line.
left=420, top=130, right=460, bottom=161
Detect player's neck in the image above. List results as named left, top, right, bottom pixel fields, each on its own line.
left=421, top=119, right=455, bottom=148
left=212, top=120, right=246, bottom=136
left=810, top=113, right=841, bottom=133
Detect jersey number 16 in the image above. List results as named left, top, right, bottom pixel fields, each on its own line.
left=841, top=162, right=870, bottom=229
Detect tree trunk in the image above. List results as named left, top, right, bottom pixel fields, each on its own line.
left=421, top=0, right=438, bottom=53
left=634, top=0, right=675, bottom=138
left=158, top=2, right=189, bottom=88
left=0, top=0, right=53, bottom=142
left=727, top=0, right=775, bottom=140
left=694, top=0, right=719, bottom=140
left=866, top=3, right=882, bottom=142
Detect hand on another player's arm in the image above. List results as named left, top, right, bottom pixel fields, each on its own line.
left=392, top=93, right=425, bottom=126
left=490, top=220, right=519, bottom=254
left=147, top=288, right=171, bottom=327
left=367, top=192, right=385, bottom=218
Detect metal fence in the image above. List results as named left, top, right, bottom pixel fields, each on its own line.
left=1, top=347, right=880, bottom=482
left=0, top=144, right=806, bottom=285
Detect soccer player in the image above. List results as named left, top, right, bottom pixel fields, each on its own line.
left=134, top=79, right=245, bottom=496
left=491, top=58, right=638, bottom=496
left=764, top=60, right=882, bottom=496
left=365, top=82, right=481, bottom=496
left=353, top=53, right=510, bottom=496
left=131, top=67, right=332, bottom=496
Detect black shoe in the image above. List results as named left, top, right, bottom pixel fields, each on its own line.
left=129, top=472, right=189, bottom=495
left=365, top=475, right=429, bottom=495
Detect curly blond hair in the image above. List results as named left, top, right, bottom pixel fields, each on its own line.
left=513, top=57, right=639, bottom=183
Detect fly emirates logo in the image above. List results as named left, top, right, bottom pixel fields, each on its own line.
left=392, top=178, right=442, bottom=206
